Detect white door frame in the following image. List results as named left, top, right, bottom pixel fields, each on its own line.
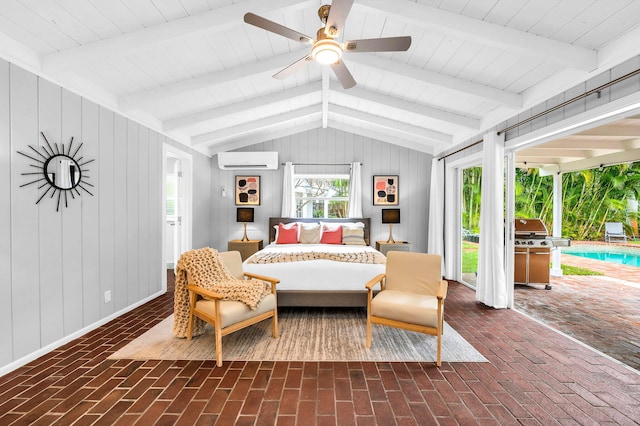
left=445, top=152, right=483, bottom=286
left=162, top=143, right=193, bottom=290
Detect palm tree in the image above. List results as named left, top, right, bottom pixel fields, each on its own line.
left=514, top=163, right=640, bottom=240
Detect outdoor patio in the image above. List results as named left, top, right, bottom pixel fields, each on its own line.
left=513, top=248, right=640, bottom=371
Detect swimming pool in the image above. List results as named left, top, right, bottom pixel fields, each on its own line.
left=564, top=245, right=640, bottom=267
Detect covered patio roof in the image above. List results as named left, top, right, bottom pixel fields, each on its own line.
left=515, top=112, right=640, bottom=174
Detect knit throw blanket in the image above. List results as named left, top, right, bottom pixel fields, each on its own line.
left=173, top=247, right=271, bottom=338
left=246, top=250, right=386, bottom=265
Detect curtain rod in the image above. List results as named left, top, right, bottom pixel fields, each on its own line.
left=438, top=67, right=640, bottom=162
left=281, top=162, right=362, bottom=166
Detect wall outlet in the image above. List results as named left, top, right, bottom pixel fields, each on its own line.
left=104, top=290, right=111, bottom=303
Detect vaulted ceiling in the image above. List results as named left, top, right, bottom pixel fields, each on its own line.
left=1, top=0, right=640, bottom=160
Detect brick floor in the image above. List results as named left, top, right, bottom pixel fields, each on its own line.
left=514, top=244, right=640, bottom=371
left=0, top=271, right=639, bottom=425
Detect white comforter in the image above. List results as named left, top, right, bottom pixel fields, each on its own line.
left=243, top=243, right=386, bottom=292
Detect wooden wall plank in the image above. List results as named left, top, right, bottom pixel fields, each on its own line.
left=99, top=107, right=115, bottom=317
left=61, top=89, right=83, bottom=334
left=37, top=77, right=64, bottom=346
left=192, top=147, right=211, bottom=250
left=148, top=131, right=161, bottom=294
left=9, top=64, right=40, bottom=358
left=126, top=121, right=140, bottom=305
left=81, top=99, right=100, bottom=326
left=138, top=126, right=149, bottom=298
left=113, top=114, right=128, bottom=310
left=0, top=59, right=12, bottom=366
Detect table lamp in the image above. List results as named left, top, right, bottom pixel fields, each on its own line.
left=382, top=208, right=400, bottom=243
left=236, top=207, right=255, bottom=242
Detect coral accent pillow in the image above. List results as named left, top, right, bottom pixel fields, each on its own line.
left=276, top=223, right=299, bottom=244
left=320, top=225, right=342, bottom=244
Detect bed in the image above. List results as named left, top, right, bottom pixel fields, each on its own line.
left=242, top=217, right=386, bottom=307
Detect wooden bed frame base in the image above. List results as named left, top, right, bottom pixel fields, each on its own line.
left=278, top=290, right=369, bottom=307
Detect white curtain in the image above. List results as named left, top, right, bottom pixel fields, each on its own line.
left=348, top=162, right=363, bottom=218
left=281, top=161, right=295, bottom=217
left=427, top=157, right=445, bottom=276
left=476, top=132, right=508, bottom=308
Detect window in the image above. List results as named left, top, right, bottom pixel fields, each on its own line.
left=294, top=174, right=350, bottom=218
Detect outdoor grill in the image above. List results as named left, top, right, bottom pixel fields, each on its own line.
left=514, top=218, right=570, bottom=290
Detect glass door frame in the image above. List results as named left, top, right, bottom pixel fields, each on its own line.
left=444, top=150, right=516, bottom=306
left=445, top=152, right=483, bottom=287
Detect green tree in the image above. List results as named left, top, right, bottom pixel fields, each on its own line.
left=296, top=177, right=349, bottom=218
left=462, top=167, right=482, bottom=234
left=514, top=163, right=640, bottom=240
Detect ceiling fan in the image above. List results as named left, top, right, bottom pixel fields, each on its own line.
left=244, top=0, right=411, bottom=89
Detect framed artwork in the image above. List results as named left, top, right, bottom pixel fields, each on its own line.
left=373, top=175, right=399, bottom=206
left=235, top=175, right=261, bottom=206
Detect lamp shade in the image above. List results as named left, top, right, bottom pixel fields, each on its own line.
left=236, top=207, right=255, bottom=223
left=381, top=208, right=400, bottom=224
left=312, top=39, right=342, bottom=64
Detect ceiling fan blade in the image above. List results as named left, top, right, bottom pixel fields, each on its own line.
left=331, top=60, right=356, bottom=89
left=244, top=13, right=314, bottom=44
left=273, top=55, right=314, bottom=80
left=344, top=36, right=412, bottom=52
left=324, top=0, right=354, bottom=37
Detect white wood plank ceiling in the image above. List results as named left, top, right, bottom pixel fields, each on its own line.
left=1, top=0, right=640, bottom=159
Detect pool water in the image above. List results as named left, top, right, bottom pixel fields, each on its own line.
left=564, top=245, right=640, bottom=267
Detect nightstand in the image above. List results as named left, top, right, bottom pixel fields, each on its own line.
left=227, top=240, right=264, bottom=261
left=375, top=241, right=412, bottom=256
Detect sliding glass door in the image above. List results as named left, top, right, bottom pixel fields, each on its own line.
left=461, top=166, right=482, bottom=287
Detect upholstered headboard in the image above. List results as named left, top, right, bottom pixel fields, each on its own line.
left=268, top=217, right=371, bottom=246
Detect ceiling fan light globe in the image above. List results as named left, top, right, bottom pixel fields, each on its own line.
left=312, top=39, right=342, bottom=65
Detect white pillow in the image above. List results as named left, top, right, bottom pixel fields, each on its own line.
left=320, top=221, right=364, bottom=230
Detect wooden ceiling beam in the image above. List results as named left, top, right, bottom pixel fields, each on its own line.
left=163, top=83, right=321, bottom=131
left=119, top=49, right=309, bottom=110
left=332, top=85, right=480, bottom=130
left=322, top=67, right=330, bottom=129
left=347, top=54, right=522, bottom=109
left=329, top=105, right=453, bottom=145
left=356, top=0, right=597, bottom=71
left=208, top=121, right=321, bottom=155
left=42, top=0, right=315, bottom=74
left=538, top=148, right=640, bottom=175
left=191, top=105, right=321, bottom=146
left=330, top=121, right=436, bottom=154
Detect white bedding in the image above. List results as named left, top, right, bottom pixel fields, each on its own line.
left=243, top=243, right=386, bottom=292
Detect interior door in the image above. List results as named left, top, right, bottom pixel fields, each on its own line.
left=165, top=153, right=186, bottom=269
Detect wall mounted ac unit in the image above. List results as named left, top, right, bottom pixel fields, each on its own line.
left=217, top=151, right=279, bottom=170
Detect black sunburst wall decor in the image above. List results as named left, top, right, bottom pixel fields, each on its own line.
left=17, top=132, right=95, bottom=211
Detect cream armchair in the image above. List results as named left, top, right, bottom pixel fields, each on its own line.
left=186, top=251, right=279, bottom=367
left=365, top=251, right=448, bottom=366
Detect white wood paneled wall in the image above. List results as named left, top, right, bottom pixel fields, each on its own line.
left=0, top=58, right=211, bottom=371
left=210, top=128, right=432, bottom=253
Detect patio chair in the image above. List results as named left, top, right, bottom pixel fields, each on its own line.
left=604, top=222, right=627, bottom=243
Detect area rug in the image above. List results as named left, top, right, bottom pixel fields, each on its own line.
left=109, top=308, right=487, bottom=363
